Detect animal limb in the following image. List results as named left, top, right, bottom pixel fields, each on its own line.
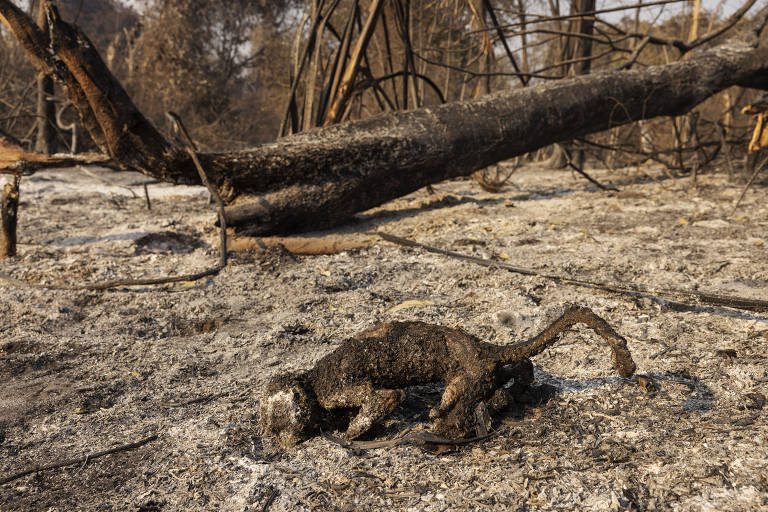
left=497, top=305, right=637, bottom=378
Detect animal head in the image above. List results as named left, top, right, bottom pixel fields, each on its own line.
left=259, top=373, right=320, bottom=448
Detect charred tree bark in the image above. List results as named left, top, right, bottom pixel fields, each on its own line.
left=565, top=0, right=596, bottom=76
left=33, top=74, right=56, bottom=155
left=1, top=1, right=768, bottom=235
left=31, top=0, right=56, bottom=155
left=563, top=0, right=597, bottom=168
left=1, top=177, right=19, bottom=258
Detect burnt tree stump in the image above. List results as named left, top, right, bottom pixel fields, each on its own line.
left=1, top=177, right=19, bottom=258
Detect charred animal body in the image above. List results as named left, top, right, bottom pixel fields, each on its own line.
left=260, top=305, right=636, bottom=447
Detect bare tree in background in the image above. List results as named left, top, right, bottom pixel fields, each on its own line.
left=278, top=0, right=764, bottom=177
left=119, top=0, right=301, bottom=149
left=30, top=0, right=56, bottom=154
left=3, top=0, right=762, bottom=164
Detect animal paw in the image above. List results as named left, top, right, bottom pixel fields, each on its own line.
left=345, top=389, right=405, bottom=439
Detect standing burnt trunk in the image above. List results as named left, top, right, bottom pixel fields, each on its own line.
left=1, top=177, right=19, bottom=258
left=32, top=0, right=57, bottom=155
left=562, top=0, right=597, bottom=168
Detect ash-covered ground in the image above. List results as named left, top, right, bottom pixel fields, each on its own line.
left=1, top=164, right=766, bottom=511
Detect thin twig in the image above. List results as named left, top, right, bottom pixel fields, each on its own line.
left=158, top=390, right=232, bottom=408
left=731, top=152, right=768, bottom=215
left=322, top=428, right=499, bottom=450
left=715, top=122, right=735, bottom=179
left=76, top=165, right=138, bottom=199
left=262, top=488, right=280, bottom=512
left=0, top=434, right=158, bottom=486
left=477, top=0, right=687, bottom=32
left=143, top=182, right=151, bottom=210
left=166, top=111, right=228, bottom=269
left=564, top=153, right=619, bottom=192
left=377, top=232, right=768, bottom=314
left=0, top=266, right=224, bottom=291
left=614, top=36, right=650, bottom=71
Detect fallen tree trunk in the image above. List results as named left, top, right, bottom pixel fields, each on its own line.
left=1, top=2, right=767, bottom=235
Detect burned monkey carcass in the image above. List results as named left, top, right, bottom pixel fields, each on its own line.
left=260, top=305, right=636, bottom=448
